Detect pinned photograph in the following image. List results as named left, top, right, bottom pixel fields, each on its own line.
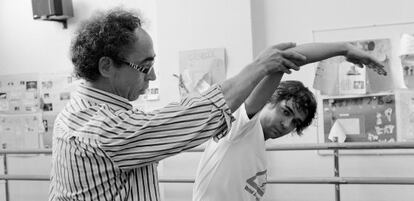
left=399, top=33, right=414, bottom=88
left=42, top=80, right=53, bottom=89
left=0, top=93, right=6, bottom=99
left=59, top=92, right=70, bottom=100
left=26, top=81, right=38, bottom=90
left=43, top=103, right=53, bottom=111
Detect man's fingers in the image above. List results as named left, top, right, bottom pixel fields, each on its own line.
left=284, top=68, right=292, bottom=74
left=282, top=58, right=300, bottom=71
left=367, top=63, right=387, bottom=75
left=273, top=42, right=296, bottom=51
left=275, top=65, right=292, bottom=74
left=282, top=50, right=307, bottom=62
left=346, top=57, right=361, bottom=66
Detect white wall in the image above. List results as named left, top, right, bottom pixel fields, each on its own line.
left=153, top=0, right=253, bottom=108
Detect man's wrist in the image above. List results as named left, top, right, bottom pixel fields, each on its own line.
left=247, top=62, right=270, bottom=77
left=341, top=42, right=352, bottom=56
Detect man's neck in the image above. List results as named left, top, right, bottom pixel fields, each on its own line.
left=84, top=79, right=114, bottom=95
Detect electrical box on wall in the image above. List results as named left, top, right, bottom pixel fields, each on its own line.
left=31, top=0, right=74, bottom=28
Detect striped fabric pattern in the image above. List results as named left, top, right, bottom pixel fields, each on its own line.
left=49, top=84, right=233, bottom=201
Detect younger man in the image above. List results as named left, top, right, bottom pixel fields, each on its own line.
left=193, top=42, right=387, bottom=201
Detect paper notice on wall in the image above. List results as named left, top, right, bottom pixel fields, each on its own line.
left=313, top=57, right=341, bottom=95
left=322, top=94, right=396, bottom=143
left=314, top=39, right=393, bottom=95
left=178, top=48, right=226, bottom=97
left=338, top=62, right=366, bottom=95
left=38, top=73, right=78, bottom=148
left=328, top=120, right=347, bottom=143
left=0, top=74, right=41, bottom=113
left=400, top=55, right=414, bottom=88
left=39, top=73, right=78, bottom=114
left=399, top=33, right=414, bottom=89
left=0, top=113, right=42, bottom=149
left=399, top=33, right=414, bottom=56
left=395, top=89, right=414, bottom=141
left=364, top=39, right=394, bottom=93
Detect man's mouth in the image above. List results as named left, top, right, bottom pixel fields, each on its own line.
left=271, top=128, right=282, bottom=138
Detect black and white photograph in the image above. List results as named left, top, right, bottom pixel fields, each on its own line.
left=1, top=1, right=414, bottom=201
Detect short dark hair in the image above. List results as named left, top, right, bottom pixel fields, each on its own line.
left=268, top=80, right=317, bottom=134
left=70, top=8, right=142, bottom=82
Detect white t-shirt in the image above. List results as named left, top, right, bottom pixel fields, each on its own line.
left=193, top=104, right=267, bottom=201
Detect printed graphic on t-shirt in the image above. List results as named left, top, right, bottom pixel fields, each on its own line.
left=244, top=170, right=267, bottom=201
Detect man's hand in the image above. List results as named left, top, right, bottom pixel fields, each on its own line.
left=252, top=42, right=307, bottom=75
left=344, top=43, right=387, bottom=76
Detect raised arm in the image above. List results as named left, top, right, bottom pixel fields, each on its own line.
left=220, top=42, right=306, bottom=113
left=244, top=42, right=387, bottom=117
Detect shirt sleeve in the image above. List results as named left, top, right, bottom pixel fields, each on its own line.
left=93, top=85, right=234, bottom=169
left=225, top=103, right=261, bottom=142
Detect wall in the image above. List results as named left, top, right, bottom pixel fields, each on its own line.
left=0, top=1, right=156, bottom=201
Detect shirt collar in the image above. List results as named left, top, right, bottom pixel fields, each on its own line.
left=75, top=83, right=133, bottom=111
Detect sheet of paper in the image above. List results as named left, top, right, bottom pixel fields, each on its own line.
left=328, top=120, right=347, bottom=143
left=179, top=48, right=226, bottom=97
left=0, top=113, right=42, bottom=149
left=395, top=89, right=414, bottom=141
left=314, top=39, right=394, bottom=95
left=338, top=62, right=366, bottom=95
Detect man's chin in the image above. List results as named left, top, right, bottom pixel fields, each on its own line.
left=128, top=94, right=141, bottom=102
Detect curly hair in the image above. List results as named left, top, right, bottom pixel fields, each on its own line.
left=70, top=8, right=143, bottom=82
left=268, top=80, right=317, bottom=134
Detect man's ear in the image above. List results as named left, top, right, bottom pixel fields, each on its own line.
left=98, top=57, right=115, bottom=78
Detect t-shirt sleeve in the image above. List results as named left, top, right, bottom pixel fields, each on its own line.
left=226, top=103, right=261, bottom=142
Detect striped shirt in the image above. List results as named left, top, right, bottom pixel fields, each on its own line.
left=48, top=84, right=233, bottom=201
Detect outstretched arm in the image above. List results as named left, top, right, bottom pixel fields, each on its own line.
left=245, top=42, right=386, bottom=117
left=220, top=43, right=306, bottom=113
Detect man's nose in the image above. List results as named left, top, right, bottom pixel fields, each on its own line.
left=146, top=68, right=156, bottom=81
left=281, top=117, right=293, bottom=130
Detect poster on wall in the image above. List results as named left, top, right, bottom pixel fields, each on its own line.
left=0, top=113, right=43, bottom=149
left=320, top=94, right=397, bottom=144
left=395, top=89, right=414, bottom=141
left=313, top=22, right=414, bottom=154
left=0, top=74, right=41, bottom=113
left=314, top=39, right=393, bottom=96
left=39, top=73, right=77, bottom=113
left=0, top=73, right=77, bottom=149
left=39, top=73, right=78, bottom=148
left=399, top=33, right=414, bottom=89
left=338, top=61, right=366, bottom=95
left=178, top=48, right=226, bottom=97
left=317, top=92, right=414, bottom=154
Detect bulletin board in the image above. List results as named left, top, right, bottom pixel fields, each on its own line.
left=313, top=22, right=414, bottom=154
left=0, top=73, right=77, bottom=150
left=321, top=93, right=396, bottom=143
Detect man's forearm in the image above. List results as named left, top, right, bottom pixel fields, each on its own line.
left=244, top=72, right=283, bottom=117
left=289, top=42, right=349, bottom=65
left=220, top=63, right=268, bottom=113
